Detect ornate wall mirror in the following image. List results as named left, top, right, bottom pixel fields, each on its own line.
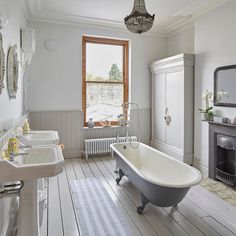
left=0, top=32, right=5, bottom=94
left=7, top=45, right=19, bottom=99
left=214, top=65, right=236, bottom=107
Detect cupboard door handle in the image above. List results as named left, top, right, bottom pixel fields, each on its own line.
left=164, top=108, right=171, bottom=126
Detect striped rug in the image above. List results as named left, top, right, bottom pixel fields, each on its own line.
left=70, top=178, right=135, bottom=236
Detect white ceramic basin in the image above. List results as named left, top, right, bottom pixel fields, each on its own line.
left=0, top=145, right=64, bottom=182
left=18, top=130, right=59, bottom=146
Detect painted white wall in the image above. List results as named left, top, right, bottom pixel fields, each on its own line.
left=166, top=0, right=236, bottom=175
left=194, top=0, right=236, bottom=175
left=0, top=1, right=26, bottom=122
left=167, top=27, right=194, bottom=56
left=27, top=21, right=167, bottom=111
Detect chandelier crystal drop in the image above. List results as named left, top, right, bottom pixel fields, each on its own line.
left=124, top=0, right=155, bottom=34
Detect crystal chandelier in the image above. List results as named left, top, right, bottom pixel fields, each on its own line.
left=124, top=0, right=155, bottom=34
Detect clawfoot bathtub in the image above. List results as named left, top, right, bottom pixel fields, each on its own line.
left=110, top=142, right=202, bottom=214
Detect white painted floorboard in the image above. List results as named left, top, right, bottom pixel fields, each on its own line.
left=40, top=156, right=236, bottom=236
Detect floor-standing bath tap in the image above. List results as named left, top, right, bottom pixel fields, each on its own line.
left=122, top=102, right=140, bottom=146
left=125, top=129, right=129, bottom=142
left=116, top=130, right=120, bottom=143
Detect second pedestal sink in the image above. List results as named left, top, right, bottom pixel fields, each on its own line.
left=18, top=130, right=59, bottom=146
left=0, top=145, right=64, bottom=236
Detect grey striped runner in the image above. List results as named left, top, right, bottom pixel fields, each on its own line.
left=70, top=178, right=135, bottom=236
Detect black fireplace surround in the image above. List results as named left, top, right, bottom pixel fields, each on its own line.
left=209, top=121, right=236, bottom=187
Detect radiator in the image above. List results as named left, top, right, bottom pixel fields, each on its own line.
left=84, top=136, right=137, bottom=160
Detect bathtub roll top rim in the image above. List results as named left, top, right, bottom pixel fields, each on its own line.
left=110, top=142, right=203, bottom=189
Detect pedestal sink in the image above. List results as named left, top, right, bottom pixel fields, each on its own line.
left=18, top=130, right=59, bottom=146
left=0, top=145, right=64, bottom=236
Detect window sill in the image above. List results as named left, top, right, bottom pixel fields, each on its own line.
left=83, top=125, right=127, bottom=130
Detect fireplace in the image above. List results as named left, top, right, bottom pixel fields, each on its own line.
left=209, top=122, right=236, bottom=187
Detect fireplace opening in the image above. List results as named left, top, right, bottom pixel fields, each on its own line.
left=216, top=135, right=236, bottom=186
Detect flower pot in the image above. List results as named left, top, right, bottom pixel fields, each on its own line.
left=201, top=113, right=213, bottom=121
left=201, top=113, right=208, bottom=121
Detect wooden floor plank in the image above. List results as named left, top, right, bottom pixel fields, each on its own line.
left=202, top=216, right=235, bottom=236
left=65, top=159, right=78, bottom=181
left=187, top=187, right=236, bottom=234
left=164, top=207, right=204, bottom=236
left=57, top=167, right=80, bottom=236
left=47, top=176, right=63, bottom=236
left=192, top=185, right=236, bottom=222
left=175, top=201, right=220, bottom=236
left=79, top=158, right=94, bottom=178
left=71, top=159, right=85, bottom=179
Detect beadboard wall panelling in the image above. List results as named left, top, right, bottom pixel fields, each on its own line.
left=29, top=111, right=83, bottom=158
left=29, top=109, right=150, bottom=158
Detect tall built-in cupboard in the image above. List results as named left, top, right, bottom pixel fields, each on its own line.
left=150, top=54, right=194, bottom=164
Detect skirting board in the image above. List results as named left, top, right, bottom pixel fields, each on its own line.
left=150, top=139, right=193, bottom=165
left=193, top=158, right=209, bottom=177
left=63, top=149, right=82, bottom=159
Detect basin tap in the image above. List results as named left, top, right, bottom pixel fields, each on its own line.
left=9, top=152, right=31, bottom=162
left=19, top=144, right=32, bottom=149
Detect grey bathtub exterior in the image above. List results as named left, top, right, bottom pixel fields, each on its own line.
left=114, top=152, right=190, bottom=214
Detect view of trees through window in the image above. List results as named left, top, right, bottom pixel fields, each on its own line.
left=86, top=63, right=122, bottom=82
left=83, top=37, right=128, bottom=125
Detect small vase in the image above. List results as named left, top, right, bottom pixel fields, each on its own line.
left=207, top=115, right=214, bottom=121
left=88, top=118, right=94, bottom=128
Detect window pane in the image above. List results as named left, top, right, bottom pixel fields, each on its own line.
left=86, top=43, right=123, bottom=82
left=86, top=83, right=123, bottom=122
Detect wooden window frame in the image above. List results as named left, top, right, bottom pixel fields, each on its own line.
left=82, top=36, right=129, bottom=127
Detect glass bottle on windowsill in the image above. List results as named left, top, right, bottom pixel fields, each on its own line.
left=88, top=118, right=94, bottom=128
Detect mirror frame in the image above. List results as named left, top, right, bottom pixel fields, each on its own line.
left=214, top=65, right=236, bottom=107
left=7, top=45, right=19, bottom=99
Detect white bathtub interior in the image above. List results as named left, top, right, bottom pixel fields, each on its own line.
left=112, top=142, right=202, bottom=188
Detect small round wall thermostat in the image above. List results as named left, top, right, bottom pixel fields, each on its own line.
left=44, top=39, right=56, bottom=50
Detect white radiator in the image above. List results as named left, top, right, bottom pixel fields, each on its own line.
left=84, top=136, right=137, bottom=160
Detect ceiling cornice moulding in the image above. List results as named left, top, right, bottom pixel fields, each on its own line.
left=27, top=14, right=167, bottom=38
left=24, top=0, right=230, bottom=37
left=166, top=0, right=230, bottom=33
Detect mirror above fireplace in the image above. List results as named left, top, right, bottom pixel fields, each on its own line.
left=214, top=65, right=236, bottom=107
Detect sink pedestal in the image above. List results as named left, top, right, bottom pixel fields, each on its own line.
left=17, top=179, right=40, bottom=236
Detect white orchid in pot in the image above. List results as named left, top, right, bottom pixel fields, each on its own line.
left=198, top=90, right=214, bottom=121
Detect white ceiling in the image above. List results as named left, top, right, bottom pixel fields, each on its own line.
left=23, top=0, right=229, bottom=35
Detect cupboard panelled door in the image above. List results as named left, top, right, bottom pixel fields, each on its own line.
left=165, top=71, right=183, bottom=149
left=153, top=73, right=166, bottom=142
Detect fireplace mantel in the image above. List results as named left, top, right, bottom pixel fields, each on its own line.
left=208, top=121, right=236, bottom=129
